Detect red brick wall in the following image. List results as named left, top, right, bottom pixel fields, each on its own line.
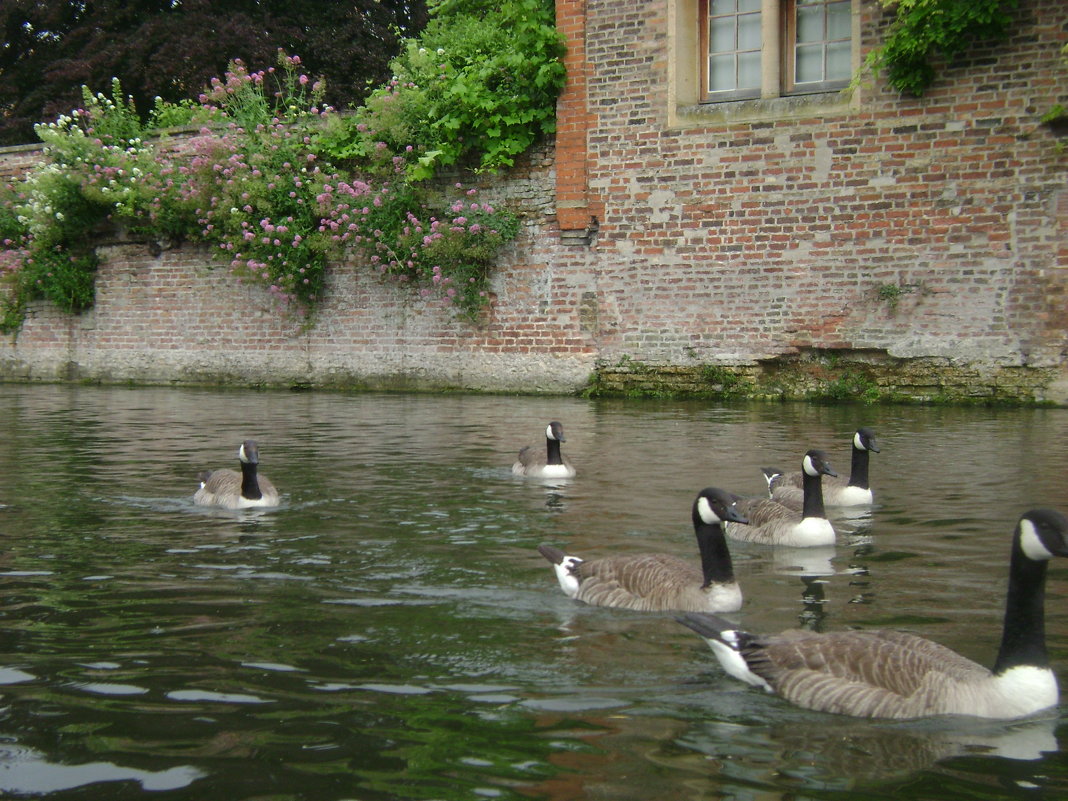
left=555, top=0, right=601, bottom=233
left=1, top=147, right=600, bottom=392
left=1, top=0, right=1065, bottom=398
left=573, top=0, right=1066, bottom=373
left=0, top=145, right=41, bottom=183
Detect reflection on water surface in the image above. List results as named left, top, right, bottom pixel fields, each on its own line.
left=0, top=384, right=1066, bottom=799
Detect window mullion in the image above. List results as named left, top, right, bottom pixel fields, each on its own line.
left=761, top=0, right=781, bottom=98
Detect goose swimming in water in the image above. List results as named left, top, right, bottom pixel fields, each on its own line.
left=727, top=449, right=838, bottom=547
left=537, top=487, right=748, bottom=612
left=678, top=508, right=1068, bottom=720
left=193, top=440, right=279, bottom=510
left=512, top=421, right=576, bottom=479
left=763, top=428, right=880, bottom=508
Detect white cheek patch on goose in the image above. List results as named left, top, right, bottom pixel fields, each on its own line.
left=802, top=454, right=817, bottom=476
left=545, top=424, right=556, bottom=440
left=1019, top=519, right=1055, bottom=561
left=238, top=444, right=250, bottom=463
left=696, top=497, right=722, bottom=525
left=853, top=431, right=865, bottom=449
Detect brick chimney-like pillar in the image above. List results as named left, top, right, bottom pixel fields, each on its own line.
left=555, top=0, right=600, bottom=244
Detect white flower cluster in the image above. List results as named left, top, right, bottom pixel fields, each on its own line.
left=16, top=165, right=66, bottom=238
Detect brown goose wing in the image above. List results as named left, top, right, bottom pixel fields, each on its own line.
left=747, top=629, right=991, bottom=719
left=733, top=497, right=799, bottom=526
left=255, top=474, right=279, bottom=503
left=775, top=471, right=848, bottom=491
left=575, top=554, right=702, bottom=611
left=767, top=485, right=805, bottom=510
left=194, top=468, right=241, bottom=504
left=201, top=469, right=240, bottom=495
left=514, top=445, right=544, bottom=470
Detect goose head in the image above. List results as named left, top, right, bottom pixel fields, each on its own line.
left=854, top=428, right=880, bottom=453
left=1018, top=508, right=1068, bottom=561
left=694, top=487, right=749, bottom=528
left=546, top=421, right=566, bottom=442
left=802, top=449, right=837, bottom=479
left=238, top=440, right=260, bottom=465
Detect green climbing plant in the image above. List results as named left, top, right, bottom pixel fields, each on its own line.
left=867, top=0, right=1017, bottom=96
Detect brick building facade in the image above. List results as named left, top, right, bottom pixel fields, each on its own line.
left=2, top=0, right=1066, bottom=401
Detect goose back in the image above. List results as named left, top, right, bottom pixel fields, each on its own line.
left=194, top=470, right=280, bottom=509
left=742, top=628, right=997, bottom=719
left=679, top=616, right=1055, bottom=720
left=568, top=552, right=739, bottom=612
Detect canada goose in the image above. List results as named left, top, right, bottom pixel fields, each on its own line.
left=537, top=487, right=748, bottom=612
left=512, top=421, right=576, bottom=478
left=763, top=428, right=880, bottom=507
left=727, top=450, right=838, bottom=547
left=193, top=440, right=279, bottom=509
left=677, top=508, right=1068, bottom=720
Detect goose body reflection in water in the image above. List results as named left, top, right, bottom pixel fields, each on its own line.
left=673, top=712, right=1058, bottom=791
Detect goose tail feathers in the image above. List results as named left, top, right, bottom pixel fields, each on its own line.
left=760, top=467, right=783, bottom=488
left=676, top=613, right=772, bottom=691
left=538, top=543, right=583, bottom=598
left=537, top=544, right=567, bottom=565
left=676, top=612, right=737, bottom=642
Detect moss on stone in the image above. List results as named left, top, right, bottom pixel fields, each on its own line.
left=585, top=351, right=1058, bottom=406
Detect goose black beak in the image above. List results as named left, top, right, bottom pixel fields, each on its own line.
left=726, top=505, right=749, bottom=525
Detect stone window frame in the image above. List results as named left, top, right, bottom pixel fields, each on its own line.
left=669, top=0, right=862, bottom=127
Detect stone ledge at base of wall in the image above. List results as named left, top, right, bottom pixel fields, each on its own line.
left=587, top=354, right=1067, bottom=406
left=4, top=348, right=1064, bottom=406
left=0, top=349, right=594, bottom=395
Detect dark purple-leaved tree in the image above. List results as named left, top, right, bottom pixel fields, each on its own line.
left=0, top=0, right=428, bottom=146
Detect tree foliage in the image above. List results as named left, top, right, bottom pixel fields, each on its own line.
left=319, top=0, right=566, bottom=180
left=0, top=0, right=428, bottom=146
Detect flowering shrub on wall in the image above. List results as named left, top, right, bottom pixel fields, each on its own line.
left=0, top=81, right=150, bottom=326
left=0, top=0, right=563, bottom=331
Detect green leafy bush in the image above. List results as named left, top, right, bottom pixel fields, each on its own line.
left=317, top=0, right=565, bottom=180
